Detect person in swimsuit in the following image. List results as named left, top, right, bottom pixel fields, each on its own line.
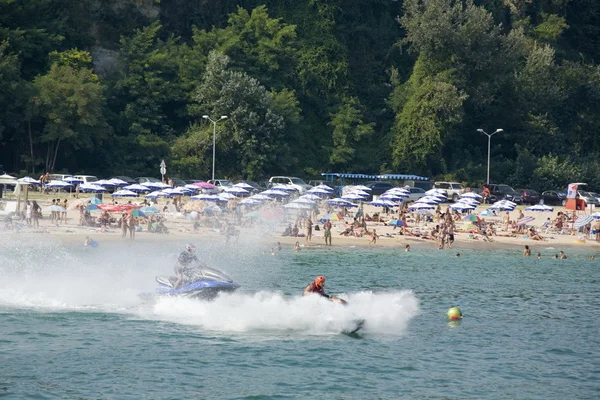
left=173, top=243, right=200, bottom=289
left=323, top=220, right=332, bottom=246
left=303, top=276, right=329, bottom=298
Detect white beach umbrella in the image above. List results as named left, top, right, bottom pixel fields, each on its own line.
left=123, top=184, right=151, bottom=193
left=525, top=204, right=554, bottom=212
left=17, top=176, right=40, bottom=185
left=460, top=192, right=483, bottom=199
left=111, top=190, right=139, bottom=197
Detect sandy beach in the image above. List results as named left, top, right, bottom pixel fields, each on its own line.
left=4, top=195, right=600, bottom=256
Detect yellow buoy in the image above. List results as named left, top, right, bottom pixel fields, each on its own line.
left=447, top=306, right=463, bottom=320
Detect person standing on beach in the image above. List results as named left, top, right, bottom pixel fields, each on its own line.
left=25, top=201, right=32, bottom=226
left=369, top=229, right=379, bottom=244
left=323, top=219, right=332, bottom=246
left=31, top=200, right=40, bottom=228
left=306, top=218, right=313, bottom=242
left=121, top=212, right=128, bottom=238
left=129, top=214, right=136, bottom=240
left=62, top=199, right=68, bottom=223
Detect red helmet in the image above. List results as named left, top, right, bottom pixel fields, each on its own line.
left=314, top=276, right=325, bottom=288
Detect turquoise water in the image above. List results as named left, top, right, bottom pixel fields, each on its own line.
left=1, top=235, right=599, bottom=399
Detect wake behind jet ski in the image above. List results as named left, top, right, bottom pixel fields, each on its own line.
left=141, top=243, right=239, bottom=300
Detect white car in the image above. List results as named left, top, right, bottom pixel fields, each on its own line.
left=405, top=187, right=427, bottom=202
left=433, top=181, right=465, bottom=201
left=74, top=175, right=99, bottom=184
left=268, top=176, right=312, bottom=194
left=208, top=179, right=233, bottom=193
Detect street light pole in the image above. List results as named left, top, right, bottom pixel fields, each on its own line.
left=477, top=128, right=503, bottom=185
left=202, top=115, right=228, bottom=181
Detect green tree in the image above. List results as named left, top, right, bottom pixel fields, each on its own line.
left=31, top=50, right=108, bottom=171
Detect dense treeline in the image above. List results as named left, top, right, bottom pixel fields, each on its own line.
left=2, top=0, right=600, bottom=190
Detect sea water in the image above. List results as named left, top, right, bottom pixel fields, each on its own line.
left=0, top=235, right=599, bottom=399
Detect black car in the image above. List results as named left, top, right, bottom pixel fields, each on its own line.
left=364, top=181, right=394, bottom=201
left=516, top=189, right=541, bottom=205
left=541, top=190, right=567, bottom=206
left=488, top=184, right=523, bottom=204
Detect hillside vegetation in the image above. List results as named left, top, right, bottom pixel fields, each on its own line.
left=1, top=0, right=600, bottom=189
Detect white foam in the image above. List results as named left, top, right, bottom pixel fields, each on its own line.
left=145, top=290, right=419, bottom=335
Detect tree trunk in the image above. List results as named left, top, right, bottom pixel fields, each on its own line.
left=45, top=144, right=51, bottom=173
left=28, top=121, right=35, bottom=174
left=51, top=138, right=61, bottom=171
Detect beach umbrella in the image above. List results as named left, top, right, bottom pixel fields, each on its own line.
left=0, top=173, right=16, bottom=184
left=342, top=193, right=367, bottom=201
left=370, top=200, right=388, bottom=207
left=205, top=205, right=226, bottom=214
left=46, top=180, right=73, bottom=188
left=272, top=185, right=297, bottom=193
left=162, top=187, right=188, bottom=196
left=95, top=179, right=117, bottom=187
left=516, top=216, right=535, bottom=226
left=85, top=204, right=101, bottom=212
left=463, top=214, right=481, bottom=223
left=78, top=184, right=108, bottom=193
left=450, top=204, right=475, bottom=211
left=525, top=204, right=554, bottom=212
left=140, top=206, right=159, bottom=214
left=239, top=198, right=261, bottom=205
left=352, top=185, right=372, bottom=191
left=193, top=181, right=216, bottom=189
left=111, top=189, right=139, bottom=198
left=224, top=186, right=249, bottom=195
left=326, top=198, right=357, bottom=207
left=184, top=184, right=201, bottom=192
left=17, top=176, right=40, bottom=185
left=314, top=184, right=334, bottom=191
left=425, top=189, right=445, bottom=196
left=460, top=192, right=483, bottom=199
left=218, top=192, right=238, bottom=200
left=292, top=198, right=316, bottom=205
left=233, top=182, right=255, bottom=189
left=262, top=189, right=290, bottom=197
left=284, top=202, right=311, bottom=209
left=123, top=184, right=151, bottom=193
left=146, top=191, right=170, bottom=199
left=130, top=209, right=146, bottom=217
left=249, top=194, right=272, bottom=201
left=479, top=210, right=494, bottom=217
left=44, top=205, right=66, bottom=212
left=323, top=212, right=345, bottom=221
left=191, top=194, right=219, bottom=201
left=300, top=194, right=321, bottom=201
left=408, top=203, right=435, bottom=210
left=87, top=196, right=103, bottom=204
left=349, top=189, right=370, bottom=197
left=307, top=187, right=333, bottom=195
left=574, top=215, right=594, bottom=229
left=388, top=219, right=406, bottom=227
left=592, top=212, right=600, bottom=219
left=108, top=178, right=129, bottom=187
left=380, top=194, right=406, bottom=201
left=63, top=176, right=83, bottom=184
left=141, top=182, right=168, bottom=190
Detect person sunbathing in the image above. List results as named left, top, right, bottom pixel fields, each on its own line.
left=527, top=227, right=544, bottom=241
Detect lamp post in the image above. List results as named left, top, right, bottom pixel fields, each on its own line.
left=477, top=128, right=503, bottom=185
left=202, top=115, right=228, bottom=181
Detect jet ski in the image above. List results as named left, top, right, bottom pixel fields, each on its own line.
left=142, top=266, right=239, bottom=300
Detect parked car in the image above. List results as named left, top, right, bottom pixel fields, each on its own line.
left=208, top=179, right=233, bottom=192
left=488, top=184, right=523, bottom=204
left=588, top=191, right=600, bottom=204
left=361, top=181, right=394, bottom=201
left=405, top=186, right=427, bottom=202
left=473, top=188, right=498, bottom=203
left=577, top=190, right=600, bottom=206
left=74, top=175, right=99, bottom=184
left=136, top=177, right=161, bottom=184
left=48, top=173, right=72, bottom=182
left=433, top=181, right=465, bottom=201
left=110, top=176, right=137, bottom=185
left=516, top=189, right=541, bottom=205
left=170, top=177, right=186, bottom=187
left=235, top=180, right=266, bottom=192
left=268, top=176, right=312, bottom=194
left=541, top=190, right=566, bottom=206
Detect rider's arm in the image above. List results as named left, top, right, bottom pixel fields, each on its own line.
left=303, top=285, right=312, bottom=296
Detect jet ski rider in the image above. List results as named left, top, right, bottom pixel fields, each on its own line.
left=303, top=276, right=329, bottom=298
left=173, top=243, right=200, bottom=289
